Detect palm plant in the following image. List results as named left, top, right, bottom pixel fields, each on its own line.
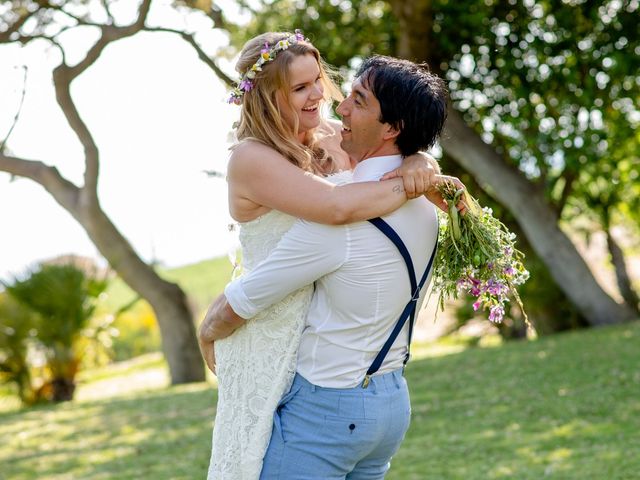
left=0, top=293, right=41, bottom=404
left=4, top=264, right=108, bottom=402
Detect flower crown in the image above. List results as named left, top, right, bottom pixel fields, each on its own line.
left=228, top=29, right=307, bottom=105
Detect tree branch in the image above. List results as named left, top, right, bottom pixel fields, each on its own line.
left=0, top=152, right=80, bottom=212
left=101, top=0, right=115, bottom=24
left=1, top=67, right=28, bottom=153
left=144, top=27, right=235, bottom=87
left=441, top=108, right=546, bottom=214
left=64, top=0, right=151, bottom=80
left=50, top=0, right=152, bottom=196
left=208, top=4, right=227, bottom=29
left=51, top=65, right=100, bottom=196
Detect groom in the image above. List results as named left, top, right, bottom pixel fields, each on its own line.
left=201, top=55, right=451, bottom=479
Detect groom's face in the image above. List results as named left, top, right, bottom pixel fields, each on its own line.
left=336, top=76, right=392, bottom=162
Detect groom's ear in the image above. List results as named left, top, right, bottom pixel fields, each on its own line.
left=382, top=123, right=401, bottom=141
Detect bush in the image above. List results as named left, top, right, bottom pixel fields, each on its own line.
left=2, top=263, right=111, bottom=403
left=111, top=301, right=161, bottom=361
left=0, top=293, right=41, bottom=404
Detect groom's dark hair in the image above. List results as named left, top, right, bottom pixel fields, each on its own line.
left=356, top=56, right=448, bottom=156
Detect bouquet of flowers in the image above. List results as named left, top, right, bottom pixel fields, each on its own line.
left=432, top=182, right=531, bottom=327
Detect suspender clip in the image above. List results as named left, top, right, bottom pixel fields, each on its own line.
left=362, top=375, right=371, bottom=389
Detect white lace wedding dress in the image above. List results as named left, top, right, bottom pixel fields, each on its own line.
left=207, top=172, right=352, bottom=479
left=206, top=209, right=312, bottom=480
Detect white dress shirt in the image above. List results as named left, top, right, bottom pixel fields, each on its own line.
left=225, top=154, right=439, bottom=388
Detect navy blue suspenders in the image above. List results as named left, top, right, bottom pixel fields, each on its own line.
left=362, top=217, right=438, bottom=388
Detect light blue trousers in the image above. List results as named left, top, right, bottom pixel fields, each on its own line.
left=260, top=369, right=411, bottom=480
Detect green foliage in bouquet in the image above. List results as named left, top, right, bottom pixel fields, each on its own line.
left=433, top=182, right=530, bottom=326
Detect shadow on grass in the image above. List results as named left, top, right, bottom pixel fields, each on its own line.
left=1, top=383, right=218, bottom=479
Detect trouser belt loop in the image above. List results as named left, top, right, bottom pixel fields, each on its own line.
left=392, top=370, right=400, bottom=388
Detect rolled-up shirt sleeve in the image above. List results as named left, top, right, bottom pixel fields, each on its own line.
left=224, top=219, right=348, bottom=319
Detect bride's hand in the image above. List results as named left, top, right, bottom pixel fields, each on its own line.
left=380, top=152, right=467, bottom=213
left=380, top=152, right=440, bottom=199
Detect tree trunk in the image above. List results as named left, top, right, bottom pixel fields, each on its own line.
left=0, top=0, right=242, bottom=385
left=606, top=228, right=640, bottom=315
left=79, top=203, right=205, bottom=383
left=388, top=0, right=432, bottom=61
left=386, top=0, right=635, bottom=326
left=0, top=156, right=205, bottom=384
left=441, top=111, right=636, bottom=325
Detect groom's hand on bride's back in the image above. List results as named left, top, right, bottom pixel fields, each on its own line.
left=198, top=294, right=246, bottom=373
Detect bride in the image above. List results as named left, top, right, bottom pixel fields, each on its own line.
left=202, top=30, right=440, bottom=479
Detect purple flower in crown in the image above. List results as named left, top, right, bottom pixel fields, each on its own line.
left=227, top=88, right=242, bottom=104
left=239, top=79, right=254, bottom=92
left=295, top=29, right=305, bottom=41
left=229, top=95, right=242, bottom=105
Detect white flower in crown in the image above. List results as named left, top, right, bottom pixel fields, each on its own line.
left=277, top=39, right=290, bottom=49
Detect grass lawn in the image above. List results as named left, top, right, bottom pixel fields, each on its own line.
left=1, top=321, right=638, bottom=479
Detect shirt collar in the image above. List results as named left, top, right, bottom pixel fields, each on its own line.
left=352, top=155, right=403, bottom=183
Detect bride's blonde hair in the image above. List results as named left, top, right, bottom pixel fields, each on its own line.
left=232, top=32, right=344, bottom=174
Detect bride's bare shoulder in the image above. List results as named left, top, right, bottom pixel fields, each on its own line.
left=228, top=140, right=288, bottom=173
left=230, top=139, right=281, bottom=159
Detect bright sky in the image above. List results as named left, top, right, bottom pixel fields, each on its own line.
left=0, top=1, right=249, bottom=280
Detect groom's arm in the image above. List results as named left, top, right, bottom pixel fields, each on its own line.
left=199, top=220, right=347, bottom=342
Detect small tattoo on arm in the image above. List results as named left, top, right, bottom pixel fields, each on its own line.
left=393, top=185, right=404, bottom=194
